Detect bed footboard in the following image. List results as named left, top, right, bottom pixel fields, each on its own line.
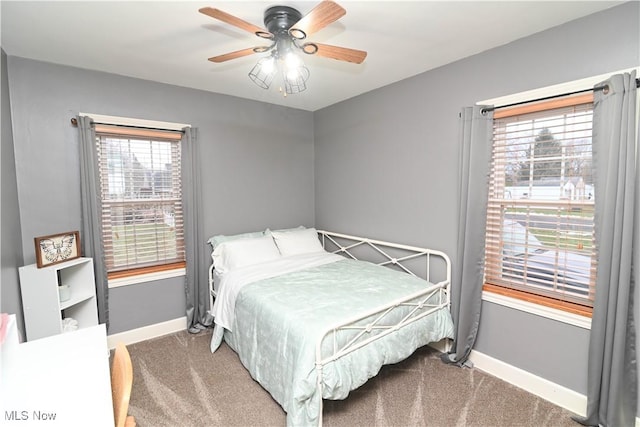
left=315, top=230, right=452, bottom=426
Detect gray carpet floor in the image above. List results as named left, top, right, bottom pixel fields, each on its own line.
left=125, top=329, right=580, bottom=427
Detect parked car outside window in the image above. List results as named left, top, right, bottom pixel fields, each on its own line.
left=501, top=220, right=591, bottom=298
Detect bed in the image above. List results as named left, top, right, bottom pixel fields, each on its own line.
left=208, top=227, right=454, bottom=426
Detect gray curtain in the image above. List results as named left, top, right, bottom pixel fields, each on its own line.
left=77, top=115, right=109, bottom=328
left=441, top=105, right=494, bottom=366
left=574, top=72, right=638, bottom=426
left=181, top=127, right=213, bottom=332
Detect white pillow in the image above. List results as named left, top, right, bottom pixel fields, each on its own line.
left=212, top=235, right=280, bottom=275
left=272, top=227, right=325, bottom=256
left=207, top=230, right=265, bottom=250
left=265, top=226, right=305, bottom=234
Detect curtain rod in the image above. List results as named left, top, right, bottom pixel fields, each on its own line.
left=482, top=77, right=640, bottom=114
left=70, top=117, right=185, bottom=133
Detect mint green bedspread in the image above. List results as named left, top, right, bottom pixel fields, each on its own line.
left=224, top=258, right=454, bottom=426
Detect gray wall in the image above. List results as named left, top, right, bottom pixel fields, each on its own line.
left=5, top=57, right=315, bottom=334
left=314, top=1, right=639, bottom=398
left=1, top=48, right=25, bottom=336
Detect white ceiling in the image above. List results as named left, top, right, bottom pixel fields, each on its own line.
left=1, top=1, right=623, bottom=111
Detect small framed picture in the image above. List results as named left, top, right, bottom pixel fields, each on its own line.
left=34, top=231, right=81, bottom=268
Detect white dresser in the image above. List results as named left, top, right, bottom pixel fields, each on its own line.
left=1, top=318, right=115, bottom=426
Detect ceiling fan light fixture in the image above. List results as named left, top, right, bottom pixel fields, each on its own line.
left=249, top=56, right=277, bottom=89
left=283, top=63, right=310, bottom=94
left=284, top=51, right=303, bottom=68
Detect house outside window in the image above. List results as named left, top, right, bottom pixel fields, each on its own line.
left=95, top=125, right=185, bottom=279
left=483, top=94, right=596, bottom=316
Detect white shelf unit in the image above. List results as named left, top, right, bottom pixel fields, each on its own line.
left=19, top=257, right=99, bottom=341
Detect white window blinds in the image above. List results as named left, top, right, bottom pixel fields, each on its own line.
left=484, top=98, right=597, bottom=308
left=96, top=125, right=185, bottom=274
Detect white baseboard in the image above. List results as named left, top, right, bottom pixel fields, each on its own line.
left=429, top=346, right=640, bottom=425
left=107, top=316, right=186, bottom=349
left=468, top=349, right=587, bottom=417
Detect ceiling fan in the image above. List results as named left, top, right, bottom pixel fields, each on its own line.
left=199, top=0, right=367, bottom=95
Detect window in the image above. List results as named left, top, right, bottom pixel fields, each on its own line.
left=484, top=94, right=597, bottom=316
left=95, top=125, right=185, bottom=278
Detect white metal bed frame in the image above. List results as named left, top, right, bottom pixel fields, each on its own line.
left=208, top=230, right=451, bottom=426
left=314, top=230, right=451, bottom=425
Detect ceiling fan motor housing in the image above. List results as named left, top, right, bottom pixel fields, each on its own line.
left=263, top=6, right=302, bottom=35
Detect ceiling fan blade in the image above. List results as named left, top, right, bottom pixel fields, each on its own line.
left=289, top=1, right=346, bottom=39
left=199, top=7, right=273, bottom=39
left=305, top=43, right=367, bottom=64
left=208, top=47, right=261, bottom=63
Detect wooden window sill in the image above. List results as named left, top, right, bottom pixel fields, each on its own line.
left=482, top=284, right=592, bottom=330
left=483, top=283, right=592, bottom=317
left=108, top=262, right=186, bottom=288
left=108, top=262, right=185, bottom=280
